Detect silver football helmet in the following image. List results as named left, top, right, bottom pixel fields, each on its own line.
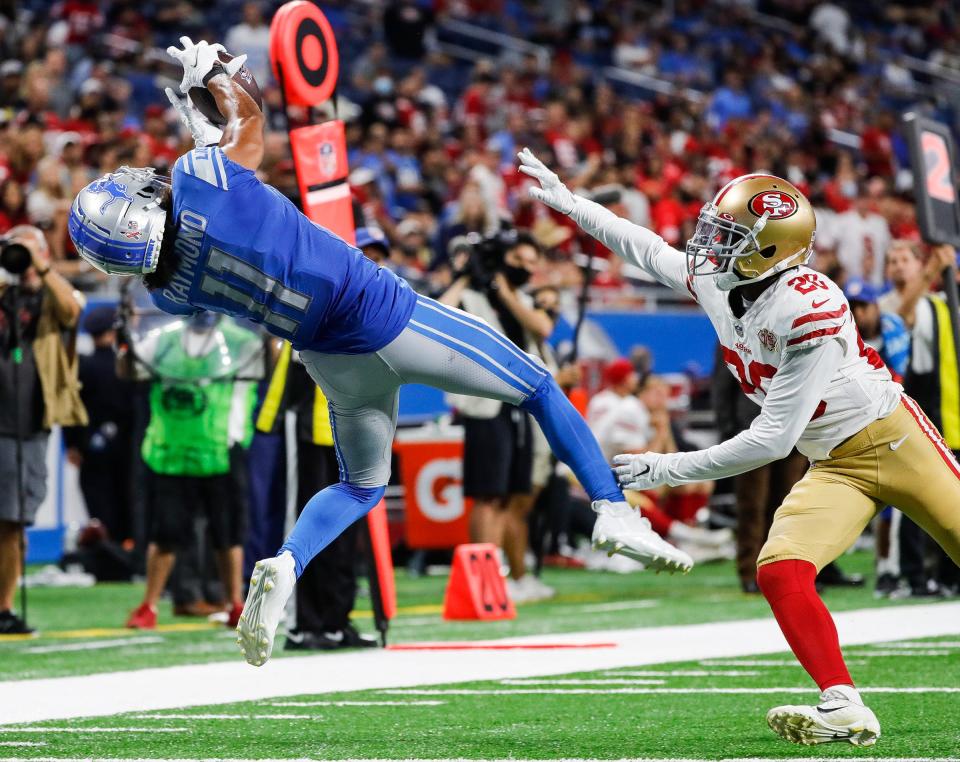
left=68, top=166, right=171, bottom=275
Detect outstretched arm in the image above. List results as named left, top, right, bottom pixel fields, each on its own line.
left=166, top=37, right=263, bottom=170
left=518, top=148, right=691, bottom=296
left=207, top=74, right=264, bottom=171
left=615, top=339, right=844, bottom=488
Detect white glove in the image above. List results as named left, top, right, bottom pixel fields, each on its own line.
left=517, top=147, right=577, bottom=215
left=165, top=87, right=223, bottom=148
left=166, top=36, right=247, bottom=94
left=613, top=452, right=674, bottom=491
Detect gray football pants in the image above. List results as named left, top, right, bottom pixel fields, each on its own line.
left=300, top=296, right=550, bottom=487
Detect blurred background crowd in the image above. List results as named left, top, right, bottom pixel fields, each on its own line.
left=1, top=0, right=959, bottom=639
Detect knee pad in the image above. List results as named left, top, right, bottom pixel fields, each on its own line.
left=520, top=373, right=558, bottom=413
left=756, top=558, right=817, bottom=602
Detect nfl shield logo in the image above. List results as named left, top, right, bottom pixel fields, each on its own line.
left=121, top=220, right=142, bottom=240
left=734, top=323, right=744, bottom=338
left=318, top=141, right=337, bottom=180
left=758, top=328, right=777, bottom=351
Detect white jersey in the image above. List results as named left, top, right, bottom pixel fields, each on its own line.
left=570, top=196, right=903, bottom=484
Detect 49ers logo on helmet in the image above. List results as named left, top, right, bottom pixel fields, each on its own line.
left=748, top=190, right=797, bottom=219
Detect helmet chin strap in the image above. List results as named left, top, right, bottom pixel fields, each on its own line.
left=715, top=248, right=811, bottom=292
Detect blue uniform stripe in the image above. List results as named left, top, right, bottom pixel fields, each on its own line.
left=406, top=316, right=536, bottom=395
left=415, top=297, right=548, bottom=379
left=186, top=152, right=196, bottom=176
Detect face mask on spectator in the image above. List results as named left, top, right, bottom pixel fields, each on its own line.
left=503, top=263, right=531, bottom=287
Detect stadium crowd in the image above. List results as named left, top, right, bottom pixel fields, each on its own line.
left=1, top=1, right=958, bottom=295
left=1, top=0, right=959, bottom=635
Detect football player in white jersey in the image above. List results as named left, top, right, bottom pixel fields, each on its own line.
left=520, top=148, right=960, bottom=747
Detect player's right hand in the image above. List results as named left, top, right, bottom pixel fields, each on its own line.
left=165, top=87, right=223, bottom=148
left=166, top=36, right=247, bottom=94
left=517, top=147, right=576, bottom=215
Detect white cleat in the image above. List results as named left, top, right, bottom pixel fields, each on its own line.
left=236, top=552, right=296, bottom=667
left=767, top=685, right=881, bottom=746
left=591, top=500, right=693, bottom=574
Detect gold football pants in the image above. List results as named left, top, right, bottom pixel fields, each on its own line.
left=758, top=397, right=960, bottom=571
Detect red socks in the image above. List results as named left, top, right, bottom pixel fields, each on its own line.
left=756, top=559, right=853, bottom=691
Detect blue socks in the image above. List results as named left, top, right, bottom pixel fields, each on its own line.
left=521, top=376, right=624, bottom=504
left=279, top=377, right=622, bottom=578
left=278, top=482, right=384, bottom=577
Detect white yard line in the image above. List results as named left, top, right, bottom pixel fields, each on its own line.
left=854, top=649, right=951, bottom=656
left=385, top=686, right=960, bottom=695
left=875, top=640, right=960, bottom=648
left=22, top=636, right=164, bottom=655
left=605, top=669, right=762, bottom=677
left=500, top=678, right=667, bottom=685
left=0, top=741, right=46, bottom=747
left=0, top=728, right=189, bottom=733
left=266, top=701, right=445, bottom=707
left=700, top=658, right=868, bottom=666
left=131, top=715, right=328, bottom=721
left=1, top=601, right=957, bottom=726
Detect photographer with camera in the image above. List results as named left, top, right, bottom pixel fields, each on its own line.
left=0, top=225, right=85, bottom=635
left=440, top=228, right=557, bottom=602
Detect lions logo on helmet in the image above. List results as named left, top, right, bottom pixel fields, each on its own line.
left=686, top=174, right=816, bottom=291
left=88, top=175, right=134, bottom=215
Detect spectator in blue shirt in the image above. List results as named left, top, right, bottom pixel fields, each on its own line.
left=845, top=278, right=911, bottom=380
left=708, top=72, right=754, bottom=129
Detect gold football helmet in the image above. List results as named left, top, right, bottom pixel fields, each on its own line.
left=686, top=174, right=816, bottom=291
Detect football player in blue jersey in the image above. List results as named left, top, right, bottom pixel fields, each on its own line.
left=68, top=38, right=692, bottom=666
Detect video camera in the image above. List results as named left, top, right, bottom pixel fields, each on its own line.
left=0, top=237, right=33, bottom=275
left=448, top=227, right=522, bottom=290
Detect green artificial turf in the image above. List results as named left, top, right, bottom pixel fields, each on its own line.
left=2, top=636, right=958, bottom=759
left=0, top=552, right=948, bottom=682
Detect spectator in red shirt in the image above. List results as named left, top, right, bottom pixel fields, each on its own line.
left=0, top=180, right=29, bottom=234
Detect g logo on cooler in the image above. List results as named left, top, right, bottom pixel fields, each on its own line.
left=748, top=190, right=798, bottom=219
left=415, top=458, right=464, bottom=522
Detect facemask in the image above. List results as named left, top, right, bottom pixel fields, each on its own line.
left=503, top=264, right=531, bottom=287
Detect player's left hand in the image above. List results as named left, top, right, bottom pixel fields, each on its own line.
left=613, top=452, right=671, bottom=491
left=165, top=87, right=223, bottom=147
left=166, top=36, right=247, bottom=94
left=517, top=147, right=576, bottom=215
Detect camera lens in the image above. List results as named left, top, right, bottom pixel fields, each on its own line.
left=0, top=242, right=32, bottom=275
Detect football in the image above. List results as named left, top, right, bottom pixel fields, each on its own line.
left=188, top=49, right=262, bottom=127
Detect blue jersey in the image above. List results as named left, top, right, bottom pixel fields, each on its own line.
left=879, top=311, right=910, bottom=379
left=150, top=147, right=416, bottom=354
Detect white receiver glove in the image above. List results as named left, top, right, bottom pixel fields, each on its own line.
left=164, top=87, right=223, bottom=148
left=613, top=452, right=678, bottom=491
left=166, top=36, right=247, bottom=94
left=517, top=147, right=576, bottom=215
